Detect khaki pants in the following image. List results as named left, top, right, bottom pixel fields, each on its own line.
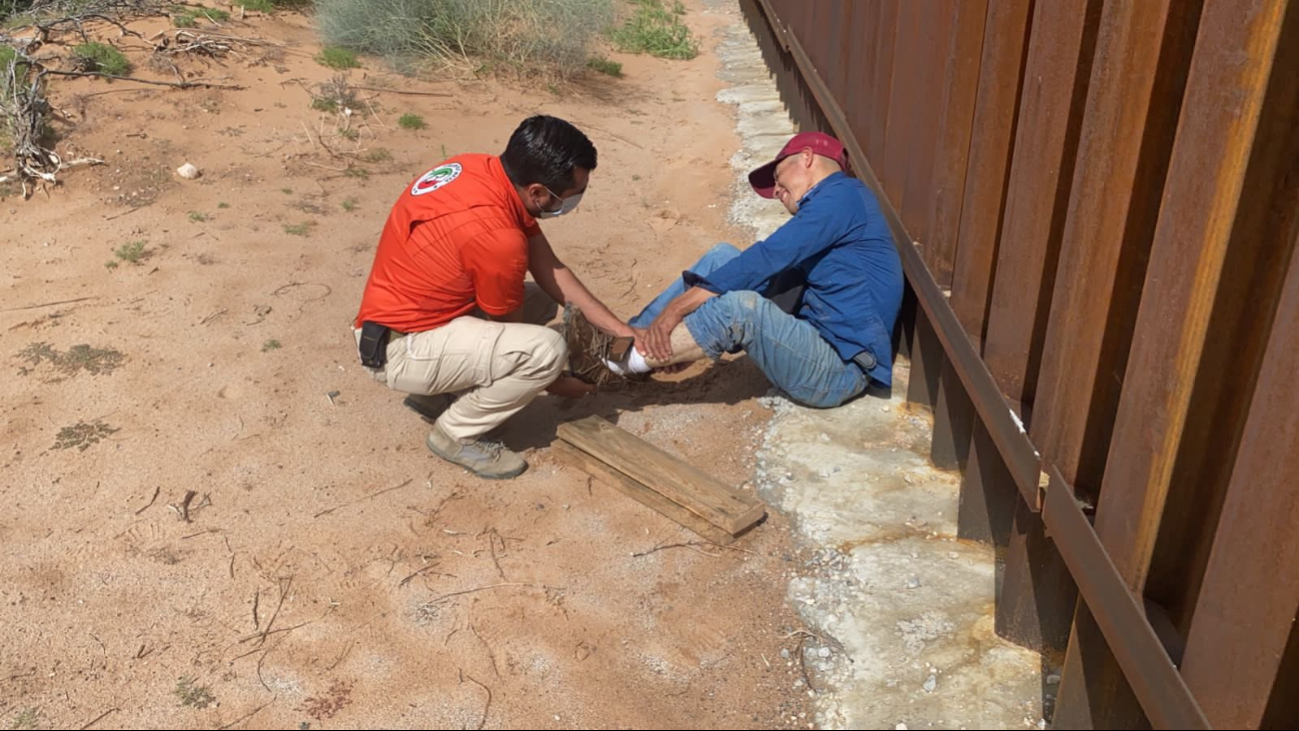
left=354, top=285, right=566, bottom=442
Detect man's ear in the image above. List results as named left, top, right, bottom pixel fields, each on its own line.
left=801, top=148, right=816, bottom=168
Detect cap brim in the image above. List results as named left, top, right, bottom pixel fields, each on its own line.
left=747, top=158, right=781, bottom=199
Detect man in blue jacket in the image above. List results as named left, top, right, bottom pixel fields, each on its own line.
left=570, top=131, right=903, bottom=407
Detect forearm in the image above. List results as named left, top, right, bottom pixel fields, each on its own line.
left=553, top=266, right=630, bottom=336
left=663, top=286, right=716, bottom=321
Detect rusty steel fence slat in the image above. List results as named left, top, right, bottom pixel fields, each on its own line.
left=732, top=0, right=1299, bottom=727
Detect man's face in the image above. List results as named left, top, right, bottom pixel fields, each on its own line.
left=526, top=167, right=590, bottom=217
left=771, top=150, right=814, bottom=214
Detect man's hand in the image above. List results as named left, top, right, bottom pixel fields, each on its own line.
left=546, top=375, right=596, bottom=399
left=641, top=308, right=684, bottom=363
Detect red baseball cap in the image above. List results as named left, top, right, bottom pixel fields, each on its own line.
left=748, top=131, right=848, bottom=199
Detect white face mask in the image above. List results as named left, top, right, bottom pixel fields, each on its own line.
left=536, top=187, right=584, bottom=219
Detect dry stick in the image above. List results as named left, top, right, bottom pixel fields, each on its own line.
left=38, top=68, right=244, bottom=89
left=247, top=577, right=292, bottom=647
left=796, top=634, right=816, bottom=693
left=428, top=583, right=549, bottom=605
left=105, top=205, right=142, bottom=221
left=351, top=84, right=452, bottom=97
left=252, top=589, right=261, bottom=631
left=631, top=541, right=757, bottom=558
left=314, top=478, right=413, bottom=518
left=134, top=486, right=161, bottom=515
left=326, top=639, right=354, bottom=672
left=470, top=623, right=501, bottom=679
left=459, top=670, right=492, bottom=731
left=398, top=563, right=455, bottom=588
left=486, top=530, right=505, bottom=580
left=180, top=489, right=198, bottom=522
left=256, top=635, right=287, bottom=694
left=0, top=296, right=97, bottom=313
left=78, top=708, right=118, bottom=730
left=216, top=697, right=276, bottom=730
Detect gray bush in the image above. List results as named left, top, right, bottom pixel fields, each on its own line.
left=315, top=0, right=614, bottom=79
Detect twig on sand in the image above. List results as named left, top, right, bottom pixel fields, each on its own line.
left=78, top=708, right=118, bottom=730
left=458, top=669, right=492, bottom=731
left=39, top=68, right=244, bottom=89
left=631, top=541, right=756, bottom=558
left=134, top=486, right=161, bottom=515
left=314, top=478, right=413, bottom=519
left=216, top=697, right=276, bottom=730
left=427, top=583, right=553, bottom=605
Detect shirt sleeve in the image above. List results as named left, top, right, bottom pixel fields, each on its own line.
left=461, top=228, right=529, bottom=315
left=686, top=195, right=846, bottom=294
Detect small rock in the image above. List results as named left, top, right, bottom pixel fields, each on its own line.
left=1046, top=673, right=1061, bottom=685
left=896, top=724, right=908, bottom=731
left=948, top=552, right=959, bottom=559
left=817, top=647, right=831, bottom=659
left=906, top=577, right=921, bottom=590
left=780, top=648, right=791, bottom=660
left=177, top=163, right=201, bottom=179
left=923, top=674, right=937, bottom=693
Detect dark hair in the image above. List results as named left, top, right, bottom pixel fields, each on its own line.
left=500, top=115, right=597, bottom=193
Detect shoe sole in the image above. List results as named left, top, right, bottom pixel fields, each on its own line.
left=425, top=433, right=528, bottom=480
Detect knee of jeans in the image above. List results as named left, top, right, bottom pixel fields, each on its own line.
left=718, top=290, right=763, bottom=317
left=708, top=242, right=742, bottom=257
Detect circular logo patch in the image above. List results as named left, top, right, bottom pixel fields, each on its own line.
left=411, top=163, right=463, bottom=196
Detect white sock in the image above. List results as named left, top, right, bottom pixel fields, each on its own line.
left=604, top=346, right=652, bottom=375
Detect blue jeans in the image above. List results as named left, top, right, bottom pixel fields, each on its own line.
left=631, top=243, right=868, bottom=408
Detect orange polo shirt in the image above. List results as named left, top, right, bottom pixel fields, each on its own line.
left=354, top=154, right=540, bottom=332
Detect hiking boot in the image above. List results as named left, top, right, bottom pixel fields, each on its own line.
left=426, top=424, right=527, bottom=480
left=403, top=393, right=454, bottom=422
left=563, top=304, right=635, bottom=388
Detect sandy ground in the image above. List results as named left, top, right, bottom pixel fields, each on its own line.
left=0, top=3, right=824, bottom=728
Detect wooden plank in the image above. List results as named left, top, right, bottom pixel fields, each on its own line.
left=556, top=416, right=765, bottom=536
left=980, top=0, right=1102, bottom=409
left=949, top=0, right=1034, bottom=348
left=552, top=442, right=737, bottom=546
left=924, top=0, right=989, bottom=287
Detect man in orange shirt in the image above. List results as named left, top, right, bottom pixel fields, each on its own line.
left=353, top=116, right=630, bottom=479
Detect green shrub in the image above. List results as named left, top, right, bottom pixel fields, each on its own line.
left=612, top=0, right=697, bottom=60
left=73, top=42, right=131, bottom=76
left=315, top=0, right=615, bottom=79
